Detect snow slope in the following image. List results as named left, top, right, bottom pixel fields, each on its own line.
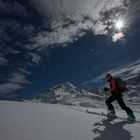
left=0, top=101, right=140, bottom=140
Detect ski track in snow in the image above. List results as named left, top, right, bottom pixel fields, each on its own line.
left=0, top=101, right=140, bottom=140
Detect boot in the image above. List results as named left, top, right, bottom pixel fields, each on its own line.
left=127, top=112, right=136, bottom=120
left=107, top=110, right=116, bottom=118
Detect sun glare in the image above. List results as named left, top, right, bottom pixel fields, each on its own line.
left=115, top=20, right=124, bottom=30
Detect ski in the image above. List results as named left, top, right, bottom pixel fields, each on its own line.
left=86, top=109, right=140, bottom=123
left=101, top=112, right=136, bottom=122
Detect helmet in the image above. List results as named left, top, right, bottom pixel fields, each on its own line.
left=106, top=73, right=112, bottom=79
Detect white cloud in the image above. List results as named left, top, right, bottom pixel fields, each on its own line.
left=7, top=71, right=30, bottom=85
left=18, top=68, right=31, bottom=75
left=28, top=52, right=41, bottom=65
left=94, top=21, right=108, bottom=35
left=31, top=21, right=93, bottom=50
left=107, top=58, right=140, bottom=79
left=112, top=32, right=125, bottom=42
left=31, top=0, right=125, bottom=21
left=82, top=58, right=140, bottom=86
left=0, top=69, right=30, bottom=95
left=30, top=0, right=129, bottom=48
left=0, top=83, right=23, bottom=95
left=0, top=56, right=8, bottom=65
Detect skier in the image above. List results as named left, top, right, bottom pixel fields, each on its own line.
left=104, top=73, right=135, bottom=120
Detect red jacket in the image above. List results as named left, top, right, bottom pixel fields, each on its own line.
left=109, top=79, right=117, bottom=93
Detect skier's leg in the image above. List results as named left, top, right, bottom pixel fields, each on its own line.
left=117, top=95, right=135, bottom=119
left=117, top=94, right=134, bottom=115
left=105, top=95, right=116, bottom=112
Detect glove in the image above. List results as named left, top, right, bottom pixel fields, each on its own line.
left=104, top=87, right=109, bottom=92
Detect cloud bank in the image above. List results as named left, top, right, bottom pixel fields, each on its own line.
left=30, top=0, right=130, bottom=49
left=82, top=58, right=140, bottom=86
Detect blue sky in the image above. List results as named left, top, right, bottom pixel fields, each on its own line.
left=0, top=0, right=140, bottom=100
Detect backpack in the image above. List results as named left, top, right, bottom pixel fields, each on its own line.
left=115, top=77, right=128, bottom=93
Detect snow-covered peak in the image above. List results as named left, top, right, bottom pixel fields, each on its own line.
left=32, top=82, right=104, bottom=107
left=50, top=82, right=82, bottom=93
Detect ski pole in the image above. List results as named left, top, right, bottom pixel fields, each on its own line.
left=103, top=90, right=109, bottom=114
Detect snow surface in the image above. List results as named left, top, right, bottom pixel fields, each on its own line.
left=0, top=101, right=140, bottom=140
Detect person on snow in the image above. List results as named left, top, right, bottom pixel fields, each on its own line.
left=104, top=73, right=135, bottom=119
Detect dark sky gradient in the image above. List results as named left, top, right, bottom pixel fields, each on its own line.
left=0, top=0, right=140, bottom=100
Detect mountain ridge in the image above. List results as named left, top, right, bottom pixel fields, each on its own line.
left=32, top=82, right=104, bottom=107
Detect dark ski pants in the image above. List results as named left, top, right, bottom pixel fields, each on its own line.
left=105, top=93, right=133, bottom=115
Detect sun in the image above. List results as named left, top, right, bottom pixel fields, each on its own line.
left=115, top=19, right=124, bottom=30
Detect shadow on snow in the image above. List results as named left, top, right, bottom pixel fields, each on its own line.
left=92, top=117, right=135, bottom=140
